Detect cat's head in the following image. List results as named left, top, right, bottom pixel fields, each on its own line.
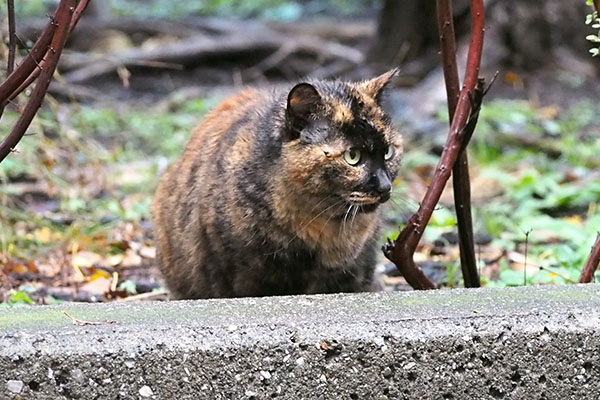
left=282, top=70, right=402, bottom=214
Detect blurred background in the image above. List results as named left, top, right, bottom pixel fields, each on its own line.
left=0, top=0, right=599, bottom=304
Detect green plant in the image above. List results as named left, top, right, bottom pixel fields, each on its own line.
left=2, top=290, right=35, bottom=306
left=586, top=0, right=600, bottom=56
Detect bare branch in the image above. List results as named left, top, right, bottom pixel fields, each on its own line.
left=0, top=8, right=58, bottom=105
left=0, top=0, right=76, bottom=162
left=2, top=0, right=90, bottom=103
left=579, top=233, right=600, bottom=283
left=384, top=0, right=486, bottom=290
left=6, top=0, right=16, bottom=74
left=436, top=0, right=480, bottom=288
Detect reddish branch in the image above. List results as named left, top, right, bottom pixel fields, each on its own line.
left=6, top=0, right=16, bottom=74
left=0, top=0, right=78, bottom=162
left=579, top=233, right=600, bottom=283
left=2, top=0, right=90, bottom=102
left=0, top=9, right=58, bottom=105
left=436, top=0, right=480, bottom=287
left=384, top=0, right=485, bottom=289
left=594, top=0, right=600, bottom=14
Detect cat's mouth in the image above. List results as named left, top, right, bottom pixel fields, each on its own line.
left=345, top=192, right=388, bottom=213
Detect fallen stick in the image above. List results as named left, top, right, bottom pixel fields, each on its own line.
left=60, top=33, right=364, bottom=84
left=63, top=311, right=116, bottom=326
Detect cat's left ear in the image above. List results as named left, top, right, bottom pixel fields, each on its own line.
left=358, top=68, right=399, bottom=103
left=285, top=83, right=323, bottom=139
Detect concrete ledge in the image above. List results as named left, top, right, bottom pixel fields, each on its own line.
left=1, top=285, right=599, bottom=399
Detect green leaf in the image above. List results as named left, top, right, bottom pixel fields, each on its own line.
left=5, top=290, right=35, bottom=306
left=586, top=14, right=594, bottom=24
left=586, top=35, right=600, bottom=43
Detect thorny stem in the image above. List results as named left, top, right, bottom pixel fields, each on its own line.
left=384, top=0, right=486, bottom=290
left=0, top=9, right=58, bottom=105
left=6, top=0, right=90, bottom=102
left=436, top=0, right=480, bottom=288
left=579, top=233, right=600, bottom=283
left=0, top=0, right=76, bottom=162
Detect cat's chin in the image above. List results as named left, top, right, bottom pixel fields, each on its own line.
left=355, top=203, right=380, bottom=213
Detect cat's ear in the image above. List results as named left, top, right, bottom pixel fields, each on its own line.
left=358, top=68, right=399, bottom=103
left=285, top=83, right=322, bottom=139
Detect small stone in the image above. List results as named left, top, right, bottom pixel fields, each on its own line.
left=382, top=367, right=393, bottom=378
left=124, top=361, right=135, bottom=369
left=139, top=385, right=153, bottom=397
left=6, top=380, right=24, bottom=394
left=245, top=390, right=258, bottom=397
left=296, top=357, right=305, bottom=367
left=71, top=368, right=85, bottom=384
left=319, top=374, right=327, bottom=383
left=260, top=370, right=271, bottom=380
left=403, top=362, right=416, bottom=370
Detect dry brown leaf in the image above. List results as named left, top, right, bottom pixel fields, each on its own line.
left=72, top=251, right=103, bottom=269
left=120, top=249, right=142, bottom=267
left=80, top=276, right=112, bottom=296
left=139, top=246, right=156, bottom=259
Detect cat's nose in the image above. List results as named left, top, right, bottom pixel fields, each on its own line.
left=368, top=169, right=392, bottom=200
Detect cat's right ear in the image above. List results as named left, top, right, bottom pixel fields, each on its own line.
left=285, top=83, right=322, bottom=140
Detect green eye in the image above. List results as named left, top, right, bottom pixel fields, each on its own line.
left=343, top=149, right=361, bottom=165
left=384, top=146, right=394, bottom=160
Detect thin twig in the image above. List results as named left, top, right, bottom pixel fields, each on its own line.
left=5, top=0, right=91, bottom=102
left=0, top=9, right=58, bottom=105
left=0, top=0, right=18, bottom=119
left=0, top=0, right=76, bottom=162
left=523, top=229, right=531, bottom=286
left=6, top=0, right=16, bottom=74
left=384, top=0, right=486, bottom=290
left=63, top=311, right=116, bottom=326
left=436, top=0, right=479, bottom=288
left=579, top=233, right=600, bottom=283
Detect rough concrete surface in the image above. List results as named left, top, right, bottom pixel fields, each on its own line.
left=0, top=284, right=599, bottom=399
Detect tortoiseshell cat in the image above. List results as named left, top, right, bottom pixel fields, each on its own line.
left=152, top=70, right=402, bottom=299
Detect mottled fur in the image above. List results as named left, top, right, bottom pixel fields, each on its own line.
left=152, top=71, right=403, bottom=299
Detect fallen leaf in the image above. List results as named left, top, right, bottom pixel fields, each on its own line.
left=89, top=269, right=111, bottom=281
left=72, top=251, right=103, bottom=269
left=564, top=215, right=582, bottom=225
left=80, top=276, right=112, bottom=296
left=120, top=249, right=142, bottom=267
left=34, top=227, right=53, bottom=243
left=139, top=246, right=156, bottom=259
left=107, top=253, right=124, bottom=267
